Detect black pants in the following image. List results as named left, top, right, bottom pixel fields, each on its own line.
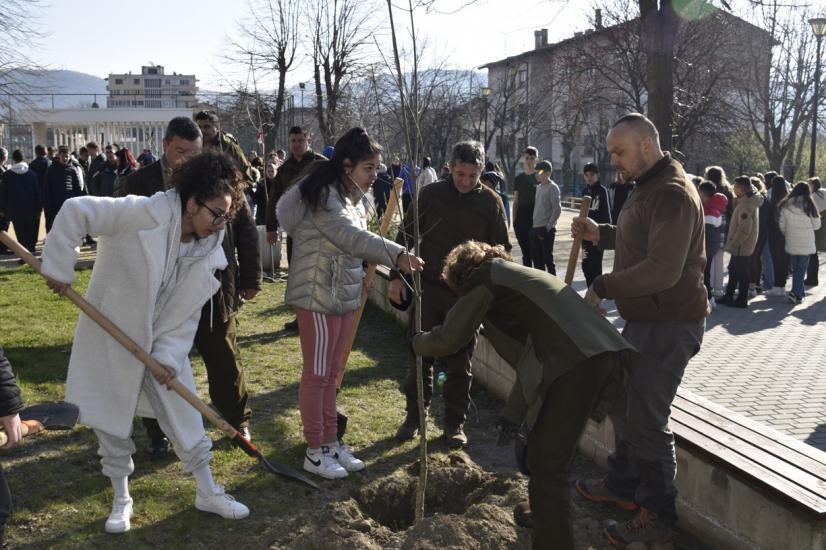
left=806, top=252, right=819, bottom=285
left=514, top=209, right=534, bottom=267
left=581, top=240, right=603, bottom=287
left=528, top=353, right=617, bottom=550
left=11, top=217, right=39, bottom=254
left=0, top=462, right=10, bottom=542
left=724, top=255, right=750, bottom=304
left=404, top=279, right=476, bottom=425
left=144, top=305, right=251, bottom=440
left=606, top=319, right=704, bottom=527
left=529, top=227, right=556, bottom=275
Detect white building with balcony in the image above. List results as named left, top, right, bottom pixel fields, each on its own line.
left=106, top=65, right=197, bottom=109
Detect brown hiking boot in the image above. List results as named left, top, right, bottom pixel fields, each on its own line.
left=575, top=478, right=638, bottom=511
left=513, top=500, right=532, bottom=528
left=605, top=508, right=673, bottom=548
left=443, top=421, right=468, bottom=449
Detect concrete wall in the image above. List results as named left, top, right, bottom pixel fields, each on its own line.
left=367, top=270, right=826, bottom=550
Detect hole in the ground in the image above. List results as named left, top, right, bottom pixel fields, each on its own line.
left=354, top=463, right=503, bottom=531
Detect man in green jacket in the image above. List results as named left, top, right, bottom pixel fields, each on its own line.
left=413, top=241, right=636, bottom=550
left=265, top=125, right=327, bottom=332
left=120, top=117, right=262, bottom=455
left=194, top=110, right=255, bottom=187
left=573, top=113, right=707, bottom=547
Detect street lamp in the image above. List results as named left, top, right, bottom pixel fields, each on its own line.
left=808, top=17, right=826, bottom=177
left=481, top=86, right=491, bottom=145
left=299, top=82, right=306, bottom=124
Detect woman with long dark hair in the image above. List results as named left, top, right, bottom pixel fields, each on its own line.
left=276, top=127, right=423, bottom=479
left=779, top=181, right=821, bottom=303
left=766, top=175, right=790, bottom=296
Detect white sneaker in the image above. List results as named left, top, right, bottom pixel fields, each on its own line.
left=195, top=485, right=250, bottom=519
left=304, top=445, right=348, bottom=479
left=104, top=497, right=133, bottom=534
left=332, top=440, right=365, bottom=472
left=769, top=286, right=785, bottom=296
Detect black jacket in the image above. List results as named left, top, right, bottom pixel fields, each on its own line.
left=0, top=348, right=24, bottom=418
left=118, top=161, right=262, bottom=320
left=91, top=162, right=119, bottom=197
left=44, top=162, right=83, bottom=220
left=29, top=156, right=51, bottom=192
left=583, top=181, right=612, bottom=224
left=1, top=166, right=41, bottom=221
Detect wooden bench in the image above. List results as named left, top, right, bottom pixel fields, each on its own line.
left=671, top=389, right=826, bottom=522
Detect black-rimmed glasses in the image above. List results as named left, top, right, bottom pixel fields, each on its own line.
left=196, top=200, right=232, bottom=226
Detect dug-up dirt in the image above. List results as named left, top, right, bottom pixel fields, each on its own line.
left=268, top=453, right=693, bottom=549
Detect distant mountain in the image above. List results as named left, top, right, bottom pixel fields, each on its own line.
left=8, top=69, right=108, bottom=109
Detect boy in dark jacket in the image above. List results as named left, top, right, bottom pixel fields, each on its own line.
left=0, top=347, right=24, bottom=543
left=581, top=163, right=612, bottom=286
left=0, top=150, right=42, bottom=255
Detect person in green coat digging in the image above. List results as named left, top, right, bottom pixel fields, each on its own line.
left=412, top=240, right=637, bottom=550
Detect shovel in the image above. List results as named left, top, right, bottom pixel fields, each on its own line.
left=0, top=401, right=80, bottom=446
left=0, top=231, right=319, bottom=490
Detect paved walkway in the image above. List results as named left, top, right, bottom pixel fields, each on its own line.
left=5, top=207, right=825, bottom=451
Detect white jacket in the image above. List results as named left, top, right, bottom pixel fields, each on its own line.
left=40, top=191, right=227, bottom=449
left=779, top=199, right=822, bottom=256
left=277, top=181, right=405, bottom=314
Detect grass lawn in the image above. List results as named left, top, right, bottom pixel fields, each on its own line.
left=1, top=264, right=437, bottom=549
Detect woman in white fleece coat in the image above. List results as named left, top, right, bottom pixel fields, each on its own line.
left=779, top=181, right=822, bottom=303
left=40, top=151, right=250, bottom=533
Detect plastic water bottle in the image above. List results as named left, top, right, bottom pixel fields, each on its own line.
left=436, top=372, right=446, bottom=393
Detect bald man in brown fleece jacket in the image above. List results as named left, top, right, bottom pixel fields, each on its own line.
left=572, top=113, right=708, bottom=548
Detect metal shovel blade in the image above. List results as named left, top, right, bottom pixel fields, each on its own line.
left=231, top=433, right=319, bottom=490
left=19, top=402, right=80, bottom=430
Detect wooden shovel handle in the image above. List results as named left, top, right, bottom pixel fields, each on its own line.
left=0, top=419, right=43, bottom=447
left=565, top=196, right=592, bottom=286
left=0, top=231, right=238, bottom=440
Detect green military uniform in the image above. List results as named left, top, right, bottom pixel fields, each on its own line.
left=264, top=150, right=327, bottom=233
left=264, top=150, right=327, bottom=263
left=209, top=132, right=255, bottom=188
left=414, top=258, right=637, bottom=550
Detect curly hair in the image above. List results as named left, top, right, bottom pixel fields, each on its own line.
left=172, top=150, right=245, bottom=217
left=441, top=241, right=512, bottom=293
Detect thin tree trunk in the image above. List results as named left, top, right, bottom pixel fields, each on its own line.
left=386, top=0, right=426, bottom=524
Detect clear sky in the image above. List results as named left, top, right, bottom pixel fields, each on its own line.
left=25, top=0, right=595, bottom=92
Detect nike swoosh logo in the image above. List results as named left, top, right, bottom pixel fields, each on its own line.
left=306, top=454, right=321, bottom=467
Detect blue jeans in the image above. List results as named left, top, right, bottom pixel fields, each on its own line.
left=791, top=255, right=810, bottom=297
left=761, top=241, right=774, bottom=288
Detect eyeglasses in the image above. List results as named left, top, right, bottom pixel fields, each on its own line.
left=196, top=200, right=232, bottom=226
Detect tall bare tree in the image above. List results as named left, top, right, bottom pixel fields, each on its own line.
left=231, top=0, right=301, bottom=150
left=738, top=1, right=819, bottom=179
left=309, top=0, right=374, bottom=144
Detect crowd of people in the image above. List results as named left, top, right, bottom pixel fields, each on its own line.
left=0, top=107, right=823, bottom=550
